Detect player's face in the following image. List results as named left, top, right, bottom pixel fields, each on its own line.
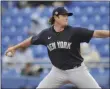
left=55, top=14, right=68, bottom=26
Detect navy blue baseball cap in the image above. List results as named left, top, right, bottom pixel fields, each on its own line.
left=52, top=7, right=73, bottom=16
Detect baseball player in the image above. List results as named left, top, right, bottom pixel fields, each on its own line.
left=6, top=7, right=109, bottom=89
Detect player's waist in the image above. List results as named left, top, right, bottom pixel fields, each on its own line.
left=62, top=64, right=81, bottom=70
left=52, top=62, right=82, bottom=70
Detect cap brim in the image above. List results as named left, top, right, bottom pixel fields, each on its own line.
left=67, top=13, right=73, bottom=16
left=61, top=13, right=73, bottom=16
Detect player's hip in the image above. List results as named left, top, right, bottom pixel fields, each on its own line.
left=52, top=62, right=87, bottom=73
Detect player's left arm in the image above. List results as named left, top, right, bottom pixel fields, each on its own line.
left=93, top=30, right=110, bottom=38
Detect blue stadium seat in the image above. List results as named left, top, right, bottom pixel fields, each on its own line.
left=72, top=1, right=109, bottom=7
left=3, top=8, right=20, bottom=18
left=1, top=46, right=7, bottom=56
left=90, top=67, right=109, bottom=87
left=90, top=38, right=104, bottom=45
left=68, top=16, right=75, bottom=26
left=2, top=36, right=11, bottom=45
left=19, top=7, right=35, bottom=19
left=101, top=24, right=109, bottom=30
left=99, top=6, right=109, bottom=16
left=12, top=17, right=26, bottom=27
left=81, top=7, right=94, bottom=17
left=2, top=76, right=27, bottom=88
left=2, top=17, right=13, bottom=28
left=98, top=45, right=109, bottom=57
left=26, top=77, right=40, bottom=87
left=40, top=7, right=51, bottom=17
left=2, top=30, right=18, bottom=38
left=92, top=7, right=109, bottom=16
left=87, top=24, right=95, bottom=30
left=11, top=35, right=24, bottom=44
left=2, top=69, right=20, bottom=77
left=1, top=1, right=8, bottom=9
left=32, top=45, right=47, bottom=58
left=90, top=68, right=100, bottom=74
left=90, top=38, right=109, bottom=53
left=71, top=6, right=83, bottom=17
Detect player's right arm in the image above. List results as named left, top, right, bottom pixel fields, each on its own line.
left=5, top=37, right=32, bottom=56
left=5, top=30, right=45, bottom=57
left=93, top=30, right=110, bottom=38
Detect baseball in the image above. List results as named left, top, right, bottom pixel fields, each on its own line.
left=7, top=52, right=13, bottom=57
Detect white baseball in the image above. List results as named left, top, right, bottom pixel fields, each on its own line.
left=7, top=52, right=13, bottom=57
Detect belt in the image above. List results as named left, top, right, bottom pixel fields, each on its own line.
left=60, top=64, right=81, bottom=70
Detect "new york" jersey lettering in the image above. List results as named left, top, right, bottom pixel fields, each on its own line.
left=47, top=41, right=72, bottom=51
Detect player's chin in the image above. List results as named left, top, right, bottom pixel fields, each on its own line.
left=61, top=22, right=68, bottom=27
left=64, top=23, right=68, bottom=26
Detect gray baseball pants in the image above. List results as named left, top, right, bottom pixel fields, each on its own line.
left=37, top=62, right=101, bottom=89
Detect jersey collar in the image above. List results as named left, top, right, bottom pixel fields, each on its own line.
left=51, top=25, right=68, bottom=34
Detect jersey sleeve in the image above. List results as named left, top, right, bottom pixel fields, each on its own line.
left=74, top=27, right=94, bottom=43
left=31, top=30, right=45, bottom=45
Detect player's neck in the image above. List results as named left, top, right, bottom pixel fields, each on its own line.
left=53, top=23, right=64, bottom=32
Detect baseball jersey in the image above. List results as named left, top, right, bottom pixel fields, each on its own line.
left=31, top=25, right=94, bottom=70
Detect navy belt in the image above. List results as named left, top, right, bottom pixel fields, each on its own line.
left=60, top=64, right=81, bottom=70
